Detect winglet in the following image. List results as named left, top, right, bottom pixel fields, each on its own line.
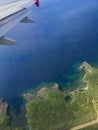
left=35, top=0, right=39, bottom=7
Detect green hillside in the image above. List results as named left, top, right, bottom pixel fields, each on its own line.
left=26, top=62, right=98, bottom=130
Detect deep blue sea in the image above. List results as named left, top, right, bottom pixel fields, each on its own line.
left=0, top=0, right=98, bottom=112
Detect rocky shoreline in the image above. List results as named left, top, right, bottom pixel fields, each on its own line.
left=1, top=61, right=95, bottom=130
left=0, top=99, right=8, bottom=115
left=23, top=83, right=59, bottom=102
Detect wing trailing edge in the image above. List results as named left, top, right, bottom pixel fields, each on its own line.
left=0, top=37, right=16, bottom=45
left=21, top=17, right=34, bottom=23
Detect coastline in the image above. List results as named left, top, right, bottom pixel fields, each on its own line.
left=1, top=61, right=98, bottom=130
left=23, top=61, right=98, bottom=130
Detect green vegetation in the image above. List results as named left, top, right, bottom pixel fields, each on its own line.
left=26, top=62, right=98, bottom=130
left=1, top=62, right=98, bottom=130
left=0, top=114, right=10, bottom=130
left=0, top=61, right=97, bottom=130
left=27, top=87, right=97, bottom=130
left=15, top=127, right=24, bottom=130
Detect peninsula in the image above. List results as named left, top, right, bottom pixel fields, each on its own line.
left=1, top=61, right=98, bottom=130
left=24, top=61, right=98, bottom=130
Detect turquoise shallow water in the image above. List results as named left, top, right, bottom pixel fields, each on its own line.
left=0, top=0, right=98, bottom=112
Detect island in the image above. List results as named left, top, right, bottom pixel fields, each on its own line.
left=23, top=61, right=98, bottom=130
left=1, top=61, right=98, bottom=130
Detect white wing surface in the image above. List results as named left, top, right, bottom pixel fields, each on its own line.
left=0, top=0, right=39, bottom=44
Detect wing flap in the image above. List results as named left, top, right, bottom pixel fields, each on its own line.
left=0, top=36, right=16, bottom=45
left=21, top=17, right=34, bottom=23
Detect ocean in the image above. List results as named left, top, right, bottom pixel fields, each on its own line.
left=0, top=0, right=98, bottom=113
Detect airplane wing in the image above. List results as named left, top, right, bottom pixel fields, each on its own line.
left=0, top=0, right=39, bottom=45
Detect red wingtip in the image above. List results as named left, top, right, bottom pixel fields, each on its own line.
left=35, top=0, right=39, bottom=7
